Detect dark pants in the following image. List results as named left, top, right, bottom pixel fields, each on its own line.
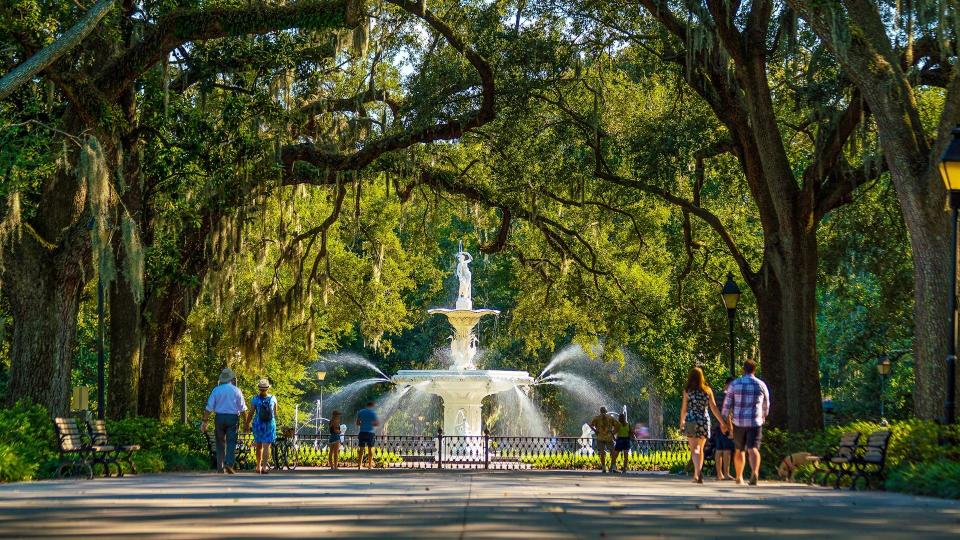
left=215, top=413, right=239, bottom=471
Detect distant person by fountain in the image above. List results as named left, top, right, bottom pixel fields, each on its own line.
left=588, top=406, right=620, bottom=473
left=612, top=413, right=631, bottom=474
left=356, top=401, right=379, bottom=470
left=327, top=410, right=343, bottom=470
left=455, top=249, right=473, bottom=309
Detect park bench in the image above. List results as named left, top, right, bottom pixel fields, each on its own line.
left=814, top=431, right=861, bottom=488
left=53, top=417, right=116, bottom=479
left=203, top=430, right=251, bottom=470
left=850, top=429, right=892, bottom=491
left=87, top=419, right=140, bottom=476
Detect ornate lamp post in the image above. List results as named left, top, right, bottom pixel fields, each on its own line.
left=720, top=272, right=742, bottom=378
left=316, top=365, right=327, bottom=435
left=876, top=356, right=892, bottom=419
left=939, top=125, right=960, bottom=425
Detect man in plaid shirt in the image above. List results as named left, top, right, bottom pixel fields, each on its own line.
left=721, top=359, right=770, bottom=485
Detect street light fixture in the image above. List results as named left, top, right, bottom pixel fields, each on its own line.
left=939, top=125, right=960, bottom=425
left=316, top=364, right=327, bottom=435
left=877, top=356, right=892, bottom=419
left=721, top=272, right=742, bottom=378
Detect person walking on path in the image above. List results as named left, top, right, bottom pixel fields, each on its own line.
left=679, top=367, right=728, bottom=483
left=245, top=379, right=277, bottom=474
left=711, top=377, right=736, bottom=481
left=356, top=402, right=379, bottom=469
left=200, top=368, right=247, bottom=474
left=588, top=407, right=620, bottom=473
left=721, top=359, right=771, bottom=485
left=327, top=410, right=343, bottom=470
left=612, top=412, right=631, bottom=473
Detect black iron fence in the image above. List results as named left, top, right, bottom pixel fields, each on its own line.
left=226, top=432, right=689, bottom=472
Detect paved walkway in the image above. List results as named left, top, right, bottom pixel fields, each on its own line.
left=1, top=470, right=958, bottom=539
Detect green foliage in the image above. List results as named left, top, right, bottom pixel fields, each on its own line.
left=106, top=417, right=209, bottom=473
left=0, top=401, right=58, bottom=482
left=886, top=460, right=960, bottom=500
left=761, top=420, right=960, bottom=498
left=519, top=450, right=687, bottom=471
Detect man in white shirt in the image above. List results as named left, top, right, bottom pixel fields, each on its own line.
left=200, top=368, right=247, bottom=474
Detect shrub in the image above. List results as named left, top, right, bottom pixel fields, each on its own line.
left=886, top=460, right=960, bottom=499
left=132, top=450, right=166, bottom=474
left=107, top=418, right=209, bottom=474
left=0, top=401, right=59, bottom=482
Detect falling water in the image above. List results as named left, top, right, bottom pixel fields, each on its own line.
left=322, top=351, right=390, bottom=380
left=322, top=377, right=390, bottom=417
left=380, top=383, right=438, bottom=434
left=536, top=372, right=616, bottom=413
left=538, top=342, right=604, bottom=381
left=492, top=387, right=550, bottom=436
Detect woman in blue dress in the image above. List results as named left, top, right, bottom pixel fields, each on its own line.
left=245, top=379, right=277, bottom=474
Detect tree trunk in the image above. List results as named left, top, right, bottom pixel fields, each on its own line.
left=750, top=230, right=823, bottom=431
left=138, top=290, right=184, bottom=419
left=3, top=232, right=87, bottom=416
left=107, top=257, right=142, bottom=418
left=899, top=188, right=952, bottom=419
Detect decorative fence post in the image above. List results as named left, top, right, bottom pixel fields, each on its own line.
left=483, top=429, right=490, bottom=469
left=437, top=428, right=444, bottom=469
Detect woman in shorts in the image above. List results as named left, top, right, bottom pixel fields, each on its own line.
left=612, top=413, right=631, bottom=473
left=327, top=410, right=342, bottom=470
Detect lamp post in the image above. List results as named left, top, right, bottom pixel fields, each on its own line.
left=316, top=366, right=327, bottom=435
left=877, top=356, right=892, bottom=419
left=181, top=361, right=187, bottom=424
left=721, top=272, right=742, bottom=378
left=939, top=125, right=960, bottom=425
left=96, top=275, right=105, bottom=420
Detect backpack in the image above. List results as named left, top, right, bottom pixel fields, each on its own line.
left=257, top=395, right=273, bottom=422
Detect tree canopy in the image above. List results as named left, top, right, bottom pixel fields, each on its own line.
left=0, top=0, right=956, bottom=432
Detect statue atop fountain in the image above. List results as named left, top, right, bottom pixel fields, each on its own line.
left=392, top=244, right=534, bottom=440
left=455, top=250, right=473, bottom=310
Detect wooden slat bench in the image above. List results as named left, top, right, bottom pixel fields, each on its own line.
left=850, top=429, right=892, bottom=490
left=53, top=417, right=115, bottom=479
left=87, top=419, right=140, bottom=476
left=814, top=431, right=861, bottom=488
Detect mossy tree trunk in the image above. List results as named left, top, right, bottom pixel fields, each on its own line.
left=788, top=0, right=960, bottom=420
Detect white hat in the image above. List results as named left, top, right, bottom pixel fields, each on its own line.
left=257, top=378, right=271, bottom=389
left=218, top=367, right=237, bottom=384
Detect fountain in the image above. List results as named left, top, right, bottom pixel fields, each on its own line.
left=392, top=244, right=534, bottom=436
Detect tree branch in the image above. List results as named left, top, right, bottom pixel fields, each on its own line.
left=97, top=0, right=361, bottom=98
left=0, top=0, right=115, bottom=101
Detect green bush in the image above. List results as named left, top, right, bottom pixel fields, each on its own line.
left=519, top=450, right=688, bottom=471
left=886, top=460, right=960, bottom=499
left=107, top=418, right=209, bottom=474
left=761, top=420, right=960, bottom=496
left=0, top=401, right=59, bottom=482
left=132, top=450, right=166, bottom=473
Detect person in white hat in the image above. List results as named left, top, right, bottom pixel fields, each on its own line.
left=245, top=378, right=277, bottom=474
left=200, top=367, right=247, bottom=474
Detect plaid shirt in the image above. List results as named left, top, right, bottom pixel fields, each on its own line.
left=721, top=374, right=770, bottom=428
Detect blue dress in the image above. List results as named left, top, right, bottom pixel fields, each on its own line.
left=251, top=394, right=277, bottom=443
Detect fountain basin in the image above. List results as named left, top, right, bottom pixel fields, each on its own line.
left=393, top=369, right=533, bottom=436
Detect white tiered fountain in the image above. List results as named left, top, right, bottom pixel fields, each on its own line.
left=392, top=246, right=534, bottom=437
